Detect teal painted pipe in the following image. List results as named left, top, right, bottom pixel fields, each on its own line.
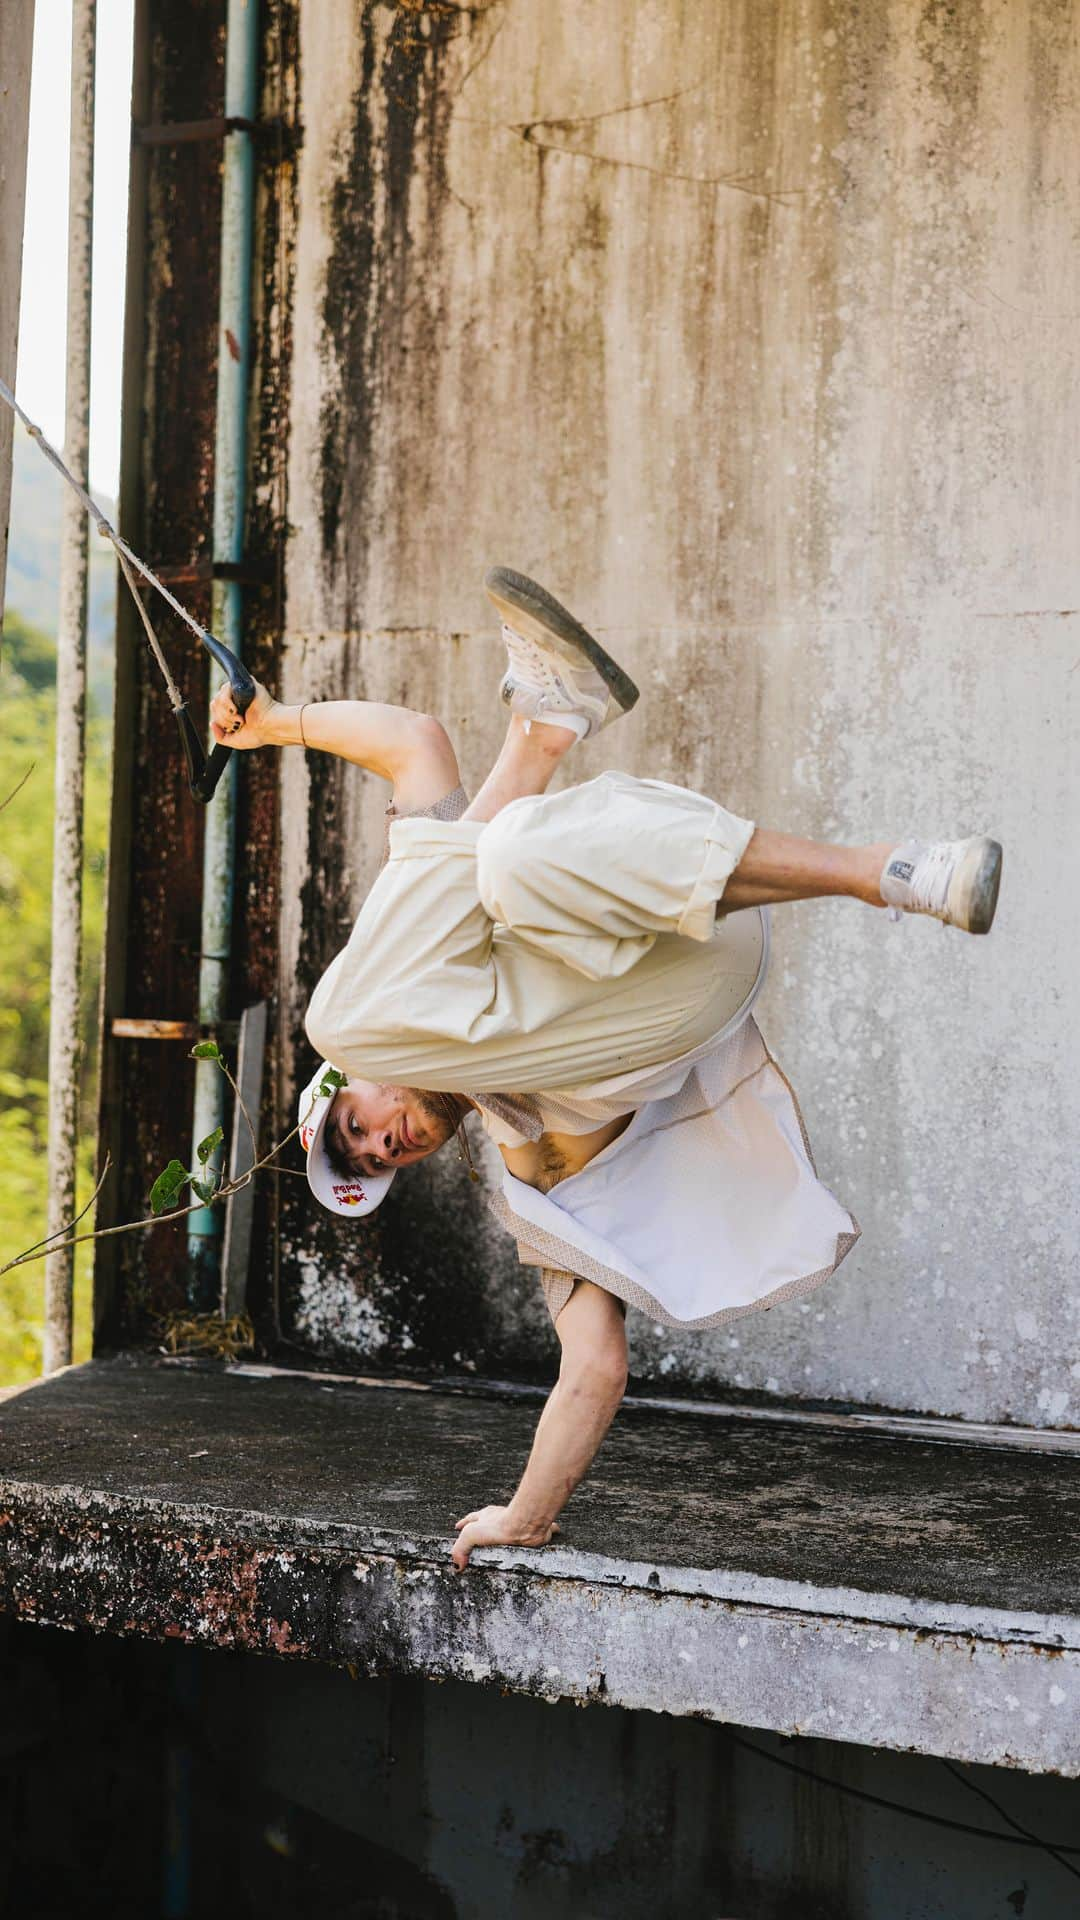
left=188, top=0, right=259, bottom=1306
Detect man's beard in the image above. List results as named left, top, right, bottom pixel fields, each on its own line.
left=412, top=1088, right=465, bottom=1148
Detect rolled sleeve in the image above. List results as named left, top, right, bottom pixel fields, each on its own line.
left=677, top=802, right=757, bottom=942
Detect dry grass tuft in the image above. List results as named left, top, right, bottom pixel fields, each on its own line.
left=159, top=1311, right=255, bottom=1361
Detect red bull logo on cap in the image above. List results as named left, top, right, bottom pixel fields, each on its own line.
left=300, top=1123, right=315, bottom=1151
left=332, top=1182, right=367, bottom=1206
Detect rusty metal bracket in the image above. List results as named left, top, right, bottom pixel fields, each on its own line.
left=149, top=557, right=276, bottom=590
left=132, top=114, right=287, bottom=148
left=134, top=114, right=254, bottom=146
left=111, top=1018, right=240, bottom=1042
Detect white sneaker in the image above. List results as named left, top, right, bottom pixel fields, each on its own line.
left=880, top=837, right=1003, bottom=934
left=485, top=566, right=639, bottom=741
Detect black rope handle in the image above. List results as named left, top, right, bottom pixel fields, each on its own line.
left=173, top=631, right=257, bottom=803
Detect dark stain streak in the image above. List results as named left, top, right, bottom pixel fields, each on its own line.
left=320, top=3, right=460, bottom=586
left=224, top=325, right=242, bottom=361
left=319, top=17, right=377, bottom=568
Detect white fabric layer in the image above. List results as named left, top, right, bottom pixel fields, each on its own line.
left=489, top=1016, right=860, bottom=1329
left=306, top=771, right=762, bottom=1096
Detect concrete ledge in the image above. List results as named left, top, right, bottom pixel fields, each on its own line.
left=1, top=1358, right=1079, bottom=1774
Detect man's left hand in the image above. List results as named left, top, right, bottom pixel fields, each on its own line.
left=451, top=1504, right=560, bottom=1570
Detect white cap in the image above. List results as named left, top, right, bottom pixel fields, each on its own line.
left=297, top=1061, right=396, bottom=1218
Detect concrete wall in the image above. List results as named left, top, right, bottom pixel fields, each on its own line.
left=0, top=0, right=35, bottom=630
left=278, top=0, right=1080, bottom=1425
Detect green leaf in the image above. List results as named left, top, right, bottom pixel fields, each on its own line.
left=317, top=1067, right=347, bottom=1098
left=150, top=1159, right=191, bottom=1216
left=190, top=1175, right=219, bottom=1206
left=196, top=1125, right=224, bottom=1166
left=190, top=1040, right=222, bottom=1061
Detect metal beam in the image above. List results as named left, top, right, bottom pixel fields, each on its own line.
left=44, top=0, right=96, bottom=1374
left=133, top=114, right=259, bottom=146
left=220, top=999, right=267, bottom=1316
left=0, top=0, right=35, bottom=632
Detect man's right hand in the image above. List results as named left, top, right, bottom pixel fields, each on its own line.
left=210, top=676, right=279, bottom=749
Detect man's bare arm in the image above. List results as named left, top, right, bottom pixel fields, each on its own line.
left=451, top=1280, right=628, bottom=1569
left=209, top=678, right=461, bottom=809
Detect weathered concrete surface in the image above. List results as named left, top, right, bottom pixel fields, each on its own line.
left=0, top=0, right=34, bottom=630
left=3, top=1358, right=1080, bottom=1773
left=273, top=0, right=1080, bottom=1425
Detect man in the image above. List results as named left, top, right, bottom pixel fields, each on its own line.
left=211, top=569, right=1002, bottom=1569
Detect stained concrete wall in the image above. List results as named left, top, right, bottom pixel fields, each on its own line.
left=278, top=0, right=1080, bottom=1425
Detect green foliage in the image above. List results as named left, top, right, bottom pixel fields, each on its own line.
left=147, top=1117, right=226, bottom=1214
left=0, top=1076, right=99, bottom=1378
left=192, top=1121, right=225, bottom=1204
left=317, top=1067, right=346, bottom=1098
left=149, top=1159, right=190, bottom=1216
left=0, top=615, right=111, bottom=1381
left=190, top=1040, right=222, bottom=1061
left=196, top=1124, right=224, bottom=1164
left=1, top=608, right=56, bottom=691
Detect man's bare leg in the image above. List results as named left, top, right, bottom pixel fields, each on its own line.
left=720, top=821, right=1001, bottom=934
left=720, top=829, right=896, bottom=912
left=463, top=714, right=578, bottom=823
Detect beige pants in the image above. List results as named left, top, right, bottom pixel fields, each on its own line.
left=305, top=770, right=760, bottom=1095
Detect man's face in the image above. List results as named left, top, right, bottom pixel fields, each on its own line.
left=324, top=1080, right=456, bottom=1180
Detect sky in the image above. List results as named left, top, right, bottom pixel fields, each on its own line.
left=16, top=0, right=136, bottom=498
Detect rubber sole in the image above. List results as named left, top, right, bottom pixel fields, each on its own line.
left=484, top=566, right=640, bottom=718
left=960, top=837, right=1003, bottom=935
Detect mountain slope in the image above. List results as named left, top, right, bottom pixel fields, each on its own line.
left=3, top=433, right=117, bottom=712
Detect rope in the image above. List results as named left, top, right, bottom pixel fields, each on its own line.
left=0, top=375, right=205, bottom=704
left=114, top=546, right=184, bottom=709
